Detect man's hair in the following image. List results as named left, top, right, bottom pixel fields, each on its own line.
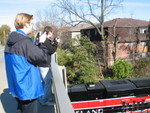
left=14, top=13, right=33, bottom=29
left=43, top=26, right=53, bottom=35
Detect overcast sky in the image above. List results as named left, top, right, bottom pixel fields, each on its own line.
left=0, top=0, right=150, bottom=31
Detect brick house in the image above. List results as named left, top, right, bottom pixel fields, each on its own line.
left=80, top=18, right=150, bottom=66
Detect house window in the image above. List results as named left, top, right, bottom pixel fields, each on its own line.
left=139, top=28, right=147, bottom=34
left=140, top=42, right=146, bottom=46
left=95, top=30, right=97, bottom=36
left=129, top=43, right=133, bottom=47
left=141, top=52, right=147, bottom=57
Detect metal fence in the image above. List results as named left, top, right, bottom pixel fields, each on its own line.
left=51, top=53, right=74, bottom=113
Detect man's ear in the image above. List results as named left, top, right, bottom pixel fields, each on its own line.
left=24, top=23, right=29, bottom=28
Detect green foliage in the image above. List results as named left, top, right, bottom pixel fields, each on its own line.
left=112, top=59, right=133, bottom=78
left=131, top=56, right=150, bottom=78
left=0, top=25, right=11, bottom=45
left=57, top=36, right=100, bottom=84
left=78, top=36, right=97, bottom=56
left=62, top=35, right=97, bottom=56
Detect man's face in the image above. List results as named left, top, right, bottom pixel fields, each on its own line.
left=27, top=19, right=33, bottom=35
left=47, top=31, right=53, bottom=39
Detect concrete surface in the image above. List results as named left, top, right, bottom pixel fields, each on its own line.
left=0, top=46, right=55, bottom=113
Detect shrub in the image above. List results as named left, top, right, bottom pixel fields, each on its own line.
left=112, top=59, right=133, bottom=78
left=57, top=36, right=100, bottom=84
left=131, top=56, right=150, bottom=78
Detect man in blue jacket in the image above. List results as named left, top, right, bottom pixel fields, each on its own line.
left=4, top=13, right=49, bottom=113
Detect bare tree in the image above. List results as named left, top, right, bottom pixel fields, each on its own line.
left=107, top=18, right=119, bottom=61
left=54, top=0, right=123, bottom=69
left=34, top=7, right=65, bottom=31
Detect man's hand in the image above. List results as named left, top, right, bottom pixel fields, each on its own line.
left=39, top=32, right=47, bottom=43
left=54, top=37, right=60, bottom=43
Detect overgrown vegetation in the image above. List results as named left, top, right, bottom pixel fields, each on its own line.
left=57, top=36, right=101, bottom=84
left=57, top=34, right=150, bottom=84
left=112, top=59, right=133, bottom=79
left=130, top=56, right=150, bottom=78
left=105, top=55, right=150, bottom=80
left=0, top=25, right=11, bottom=45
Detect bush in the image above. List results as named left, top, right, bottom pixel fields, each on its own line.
left=131, top=56, right=150, bottom=78
left=57, top=36, right=100, bottom=84
left=112, top=59, right=133, bottom=79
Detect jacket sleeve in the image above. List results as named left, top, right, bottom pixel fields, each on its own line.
left=25, top=39, right=48, bottom=66
left=43, top=38, right=58, bottom=55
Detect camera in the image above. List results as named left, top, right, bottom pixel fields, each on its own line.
left=53, top=37, right=60, bottom=42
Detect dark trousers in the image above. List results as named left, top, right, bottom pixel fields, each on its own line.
left=15, top=98, right=38, bottom=113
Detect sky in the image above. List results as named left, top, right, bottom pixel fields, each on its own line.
left=0, top=0, right=150, bottom=31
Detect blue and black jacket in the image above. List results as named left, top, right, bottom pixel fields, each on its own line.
left=38, top=38, right=58, bottom=67
left=4, top=30, right=48, bottom=100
